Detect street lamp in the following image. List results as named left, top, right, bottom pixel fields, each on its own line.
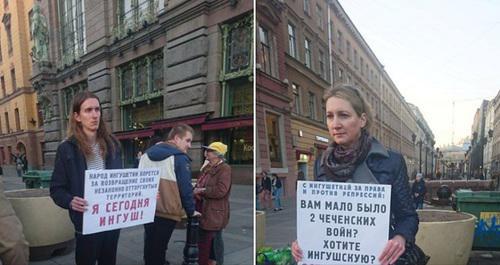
left=418, top=140, right=423, bottom=173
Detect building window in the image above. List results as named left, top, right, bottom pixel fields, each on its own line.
left=4, top=112, right=9, bottom=133
left=338, top=68, right=344, bottom=82
left=220, top=15, right=253, bottom=117
left=329, top=20, right=335, bottom=45
left=354, top=49, right=358, bottom=69
left=63, top=81, right=87, bottom=119
left=118, top=51, right=163, bottom=103
left=0, top=116, right=2, bottom=134
left=309, top=91, right=316, bottom=120
left=319, top=50, right=325, bottom=78
left=258, top=26, right=272, bottom=75
left=0, top=76, right=5, bottom=97
left=266, top=112, right=283, bottom=168
left=4, top=19, right=12, bottom=56
left=337, top=31, right=343, bottom=53
left=288, top=23, right=297, bottom=58
left=360, top=58, right=364, bottom=75
left=316, top=4, right=323, bottom=30
left=37, top=103, right=44, bottom=127
left=321, top=99, right=326, bottom=123
left=303, top=0, right=310, bottom=15
left=346, top=41, right=351, bottom=61
left=0, top=34, right=2, bottom=63
left=58, top=0, right=86, bottom=66
left=28, top=9, right=34, bottom=40
left=116, top=0, right=164, bottom=38
left=292, top=83, right=301, bottom=114
left=225, top=22, right=251, bottom=73
left=304, top=38, right=312, bottom=68
left=347, top=74, right=352, bottom=84
left=10, top=69, right=15, bottom=91
left=225, top=78, right=252, bottom=116
left=14, top=108, right=20, bottom=131
left=331, top=61, right=336, bottom=83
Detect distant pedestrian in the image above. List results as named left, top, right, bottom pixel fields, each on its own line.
left=412, top=173, right=426, bottom=209
left=260, top=171, right=272, bottom=210
left=296, top=169, right=305, bottom=190
left=272, top=173, right=283, bottom=211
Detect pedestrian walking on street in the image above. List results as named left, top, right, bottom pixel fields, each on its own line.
left=139, top=124, right=201, bottom=265
left=291, top=84, right=428, bottom=265
left=194, top=141, right=231, bottom=265
left=271, top=173, right=283, bottom=211
left=260, top=171, right=272, bottom=210
left=412, top=173, right=426, bottom=209
left=50, top=91, right=123, bottom=265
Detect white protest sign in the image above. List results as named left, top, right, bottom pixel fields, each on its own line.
left=297, top=181, right=391, bottom=265
left=83, top=168, right=160, bottom=235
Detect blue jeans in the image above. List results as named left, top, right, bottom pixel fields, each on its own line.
left=273, top=188, right=282, bottom=209
left=415, top=201, right=423, bottom=209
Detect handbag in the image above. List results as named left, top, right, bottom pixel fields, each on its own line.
left=396, top=242, right=430, bottom=265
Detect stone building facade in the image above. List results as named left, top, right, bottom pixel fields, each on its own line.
left=256, top=0, right=435, bottom=197
left=0, top=0, right=45, bottom=173
left=31, top=0, right=253, bottom=183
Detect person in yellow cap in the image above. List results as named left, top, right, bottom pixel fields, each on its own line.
left=194, top=141, right=231, bottom=265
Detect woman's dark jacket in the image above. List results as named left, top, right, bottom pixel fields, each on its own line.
left=314, top=138, right=419, bottom=243
left=50, top=137, right=123, bottom=232
left=412, top=180, right=427, bottom=203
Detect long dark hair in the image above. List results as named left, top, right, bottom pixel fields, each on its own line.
left=67, top=91, right=119, bottom=158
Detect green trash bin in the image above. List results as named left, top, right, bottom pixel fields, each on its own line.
left=456, top=191, right=500, bottom=250
left=22, top=170, right=53, bottom=189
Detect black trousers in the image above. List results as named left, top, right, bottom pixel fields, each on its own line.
left=144, top=216, right=177, bottom=265
left=75, top=229, right=120, bottom=265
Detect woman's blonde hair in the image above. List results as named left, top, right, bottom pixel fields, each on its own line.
left=323, top=84, right=373, bottom=132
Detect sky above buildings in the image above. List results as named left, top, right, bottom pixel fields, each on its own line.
left=338, top=0, right=500, bottom=147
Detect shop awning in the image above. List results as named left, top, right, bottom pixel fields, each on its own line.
left=115, top=128, right=154, bottom=140
left=201, top=115, right=253, bottom=131
left=151, top=113, right=209, bottom=130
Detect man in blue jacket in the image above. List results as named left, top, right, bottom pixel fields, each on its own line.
left=139, top=124, right=201, bottom=265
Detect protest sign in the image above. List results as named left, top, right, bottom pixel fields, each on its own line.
left=297, top=181, right=391, bottom=265
left=83, top=168, right=160, bottom=235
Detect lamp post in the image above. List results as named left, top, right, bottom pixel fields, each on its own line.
left=183, top=216, right=199, bottom=265
left=418, top=140, right=423, bottom=173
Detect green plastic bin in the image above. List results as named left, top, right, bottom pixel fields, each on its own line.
left=22, top=170, right=53, bottom=189
left=456, top=191, right=500, bottom=250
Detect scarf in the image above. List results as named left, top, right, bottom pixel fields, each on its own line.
left=321, top=129, right=372, bottom=182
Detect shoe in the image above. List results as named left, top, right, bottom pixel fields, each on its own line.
left=279, top=207, right=283, bottom=211
left=273, top=208, right=279, bottom=211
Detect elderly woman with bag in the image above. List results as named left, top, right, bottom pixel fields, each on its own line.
left=194, top=142, right=232, bottom=265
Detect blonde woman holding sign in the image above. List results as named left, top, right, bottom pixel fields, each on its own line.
left=50, top=91, right=122, bottom=265
left=292, top=85, right=428, bottom=265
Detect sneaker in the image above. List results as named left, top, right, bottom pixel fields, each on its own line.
left=273, top=208, right=279, bottom=211
left=279, top=207, right=283, bottom=211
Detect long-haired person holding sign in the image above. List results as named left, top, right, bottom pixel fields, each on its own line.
left=292, top=85, right=427, bottom=265
left=50, top=91, right=122, bottom=265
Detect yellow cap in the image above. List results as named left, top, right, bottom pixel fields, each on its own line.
left=202, top=141, right=228, bottom=156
